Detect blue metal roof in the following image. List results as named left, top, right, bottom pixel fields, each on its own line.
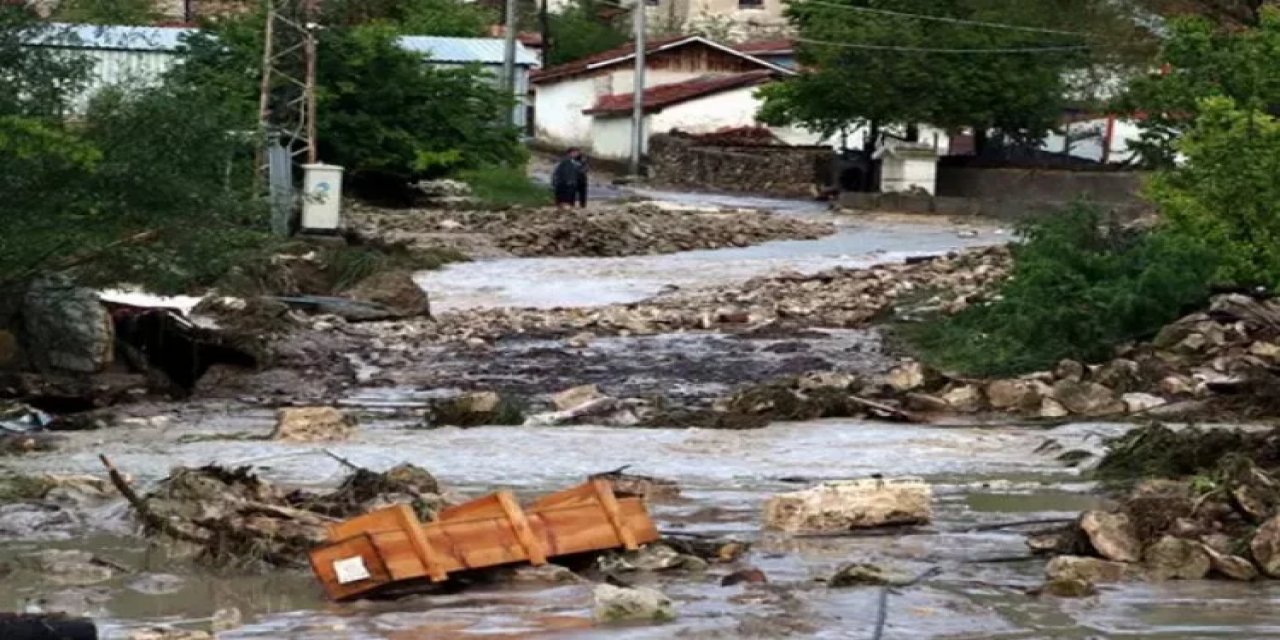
left=25, top=22, right=196, bottom=52
left=398, top=36, right=539, bottom=67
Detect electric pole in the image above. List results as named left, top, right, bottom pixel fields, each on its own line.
left=629, top=0, right=646, bottom=177
left=257, top=0, right=321, bottom=235
left=502, top=0, right=519, bottom=126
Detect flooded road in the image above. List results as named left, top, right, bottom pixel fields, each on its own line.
left=9, top=418, right=1280, bottom=638
left=417, top=189, right=999, bottom=311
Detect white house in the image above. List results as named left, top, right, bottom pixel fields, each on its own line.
left=532, top=35, right=817, bottom=161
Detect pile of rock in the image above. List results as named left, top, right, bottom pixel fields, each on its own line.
left=117, top=462, right=444, bottom=568
left=346, top=202, right=834, bottom=259
left=894, top=293, right=1280, bottom=419
left=1035, top=423, right=1280, bottom=595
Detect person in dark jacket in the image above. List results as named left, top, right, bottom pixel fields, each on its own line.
left=551, top=148, right=587, bottom=208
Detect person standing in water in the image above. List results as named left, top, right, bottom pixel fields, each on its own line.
left=551, top=148, right=584, bottom=209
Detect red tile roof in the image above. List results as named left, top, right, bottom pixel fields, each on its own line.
left=584, top=70, right=777, bottom=116
left=735, top=38, right=794, bottom=54
left=532, top=35, right=692, bottom=84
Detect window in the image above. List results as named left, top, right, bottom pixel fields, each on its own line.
left=739, top=0, right=763, bottom=8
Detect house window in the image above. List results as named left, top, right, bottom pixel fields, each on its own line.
left=738, top=0, right=763, bottom=8
left=645, top=0, right=659, bottom=5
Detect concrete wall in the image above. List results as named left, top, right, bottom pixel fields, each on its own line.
left=1040, top=117, right=1143, bottom=164
left=535, top=68, right=710, bottom=148
left=935, top=166, right=1145, bottom=204
left=57, top=48, right=181, bottom=112
left=648, top=134, right=830, bottom=197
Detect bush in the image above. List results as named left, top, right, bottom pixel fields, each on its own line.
left=900, top=205, right=1215, bottom=377
left=1148, top=97, right=1280, bottom=289
left=458, top=165, right=551, bottom=207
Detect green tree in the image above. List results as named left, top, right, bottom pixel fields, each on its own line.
left=758, top=0, right=1135, bottom=147
left=544, top=0, right=627, bottom=67
left=52, top=0, right=160, bottom=25
left=1148, top=97, right=1280, bottom=287
left=1118, top=7, right=1280, bottom=166
left=323, top=0, right=496, bottom=36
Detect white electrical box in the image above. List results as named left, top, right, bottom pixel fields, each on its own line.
left=300, top=164, right=344, bottom=232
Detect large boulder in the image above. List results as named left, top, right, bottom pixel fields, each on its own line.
left=1045, top=555, right=1129, bottom=583
left=343, top=269, right=431, bottom=318
left=591, top=584, right=676, bottom=623
left=986, top=379, right=1043, bottom=412
left=882, top=361, right=928, bottom=393
left=1144, top=536, right=1210, bottom=580
left=24, top=276, right=114, bottom=373
left=552, top=384, right=607, bottom=411
left=763, top=478, right=932, bottom=532
left=1250, top=515, right=1280, bottom=577
left=942, top=384, right=984, bottom=413
left=1052, top=380, right=1125, bottom=416
left=1093, top=359, right=1141, bottom=393
left=1202, top=544, right=1258, bottom=581
left=271, top=407, right=356, bottom=442
left=1079, top=511, right=1141, bottom=563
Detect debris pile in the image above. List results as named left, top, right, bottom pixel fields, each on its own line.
left=106, top=460, right=444, bottom=568
left=896, top=292, right=1280, bottom=420
left=347, top=202, right=834, bottom=259
left=1033, top=423, right=1280, bottom=594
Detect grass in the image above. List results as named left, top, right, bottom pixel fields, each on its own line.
left=458, top=165, right=552, bottom=208
left=326, top=244, right=467, bottom=292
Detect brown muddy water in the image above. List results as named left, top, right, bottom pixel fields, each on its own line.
left=8, top=416, right=1280, bottom=639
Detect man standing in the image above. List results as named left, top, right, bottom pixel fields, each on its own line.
left=572, top=151, right=589, bottom=208
left=551, top=148, right=583, bottom=209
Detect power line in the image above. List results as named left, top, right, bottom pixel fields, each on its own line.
left=790, top=1, right=1088, bottom=37
left=792, top=37, right=1090, bottom=53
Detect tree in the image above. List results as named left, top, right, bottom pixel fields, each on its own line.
left=544, top=0, right=628, bottom=67
left=322, top=0, right=496, bottom=36
left=1118, top=7, right=1280, bottom=166
left=757, top=0, right=1139, bottom=149
left=1137, top=0, right=1275, bottom=27
left=52, top=0, right=161, bottom=25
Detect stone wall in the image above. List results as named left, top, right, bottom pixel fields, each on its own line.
left=648, top=134, right=831, bottom=198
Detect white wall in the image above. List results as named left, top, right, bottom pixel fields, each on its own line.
left=585, top=84, right=827, bottom=160
left=61, top=48, right=181, bottom=112
left=534, top=76, right=598, bottom=147
left=1041, top=117, right=1142, bottom=164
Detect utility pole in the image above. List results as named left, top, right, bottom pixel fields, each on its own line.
left=257, top=0, right=321, bottom=234
left=629, top=0, right=646, bottom=177
left=502, top=0, right=519, bottom=126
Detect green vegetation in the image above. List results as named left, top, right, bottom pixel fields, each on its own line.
left=326, top=244, right=466, bottom=292
left=544, top=0, right=628, bottom=67
left=458, top=165, right=551, bottom=207
left=51, top=0, right=159, bottom=25
left=899, top=205, right=1215, bottom=376
left=901, top=7, right=1280, bottom=377
left=758, top=0, right=1141, bottom=145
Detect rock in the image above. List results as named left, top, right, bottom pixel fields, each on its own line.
left=1122, top=392, right=1167, bottom=413
left=414, top=178, right=472, bottom=198
left=1054, top=359, right=1086, bottom=383
left=552, top=384, right=607, bottom=411
left=24, top=275, right=114, bottom=373
left=502, top=563, right=582, bottom=584
left=797, top=371, right=857, bottom=391
left=883, top=361, right=927, bottom=392
left=0, top=329, right=17, bottom=367
left=986, top=379, right=1042, bottom=411
left=1250, top=515, right=1280, bottom=577
left=829, top=562, right=893, bottom=587
left=127, top=573, right=186, bottom=595
left=1038, top=398, right=1070, bottom=418
left=456, top=391, right=501, bottom=414
left=1249, top=341, right=1280, bottom=359
left=1080, top=511, right=1141, bottom=563
left=904, top=392, right=949, bottom=413
left=271, top=406, right=356, bottom=442
left=431, top=391, right=516, bottom=427
left=1093, top=359, right=1141, bottom=393
left=1159, top=375, right=1195, bottom=397
left=591, top=583, right=676, bottom=623
left=598, top=544, right=708, bottom=573
left=0, top=502, right=79, bottom=537
left=763, top=477, right=932, bottom=533
left=1045, top=556, right=1129, bottom=583
left=1201, top=544, right=1258, bottom=581
left=524, top=396, right=631, bottom=426
left=19, top=549, right=113, bottom=586
left=1051, top=380, right=1124, bottom=416
left=721, top=568, right=768, bottom=586
left=941, top=384, right=984, bottom=413
left=343, top=269, right=431, bottom=318
left=1041, top=577, right=1096, bottom=598
left=566, top=332, right=596, bottom=348
left=210, top=607, right=242, bottom=633
left=1144, top=536, right=1210, bottom=580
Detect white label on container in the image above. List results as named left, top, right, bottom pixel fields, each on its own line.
left=333, top=556, right=371, bottom=584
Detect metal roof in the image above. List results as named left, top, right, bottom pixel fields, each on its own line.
left=398, top=36, right=539, bottom=67
left=24, top=22, right=196, bottom=52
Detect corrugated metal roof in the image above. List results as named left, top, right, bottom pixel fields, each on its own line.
left=25, top=22, right=196, bottom=52
left=398, top=36, right=539, bottom=67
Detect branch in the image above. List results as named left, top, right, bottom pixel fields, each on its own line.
left=99, top=454, right=210, bottom=545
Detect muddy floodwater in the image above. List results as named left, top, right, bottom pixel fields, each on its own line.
left=9, top=418, right=1280, bottom=638
left=9, top=189, right=1280, bottom=639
